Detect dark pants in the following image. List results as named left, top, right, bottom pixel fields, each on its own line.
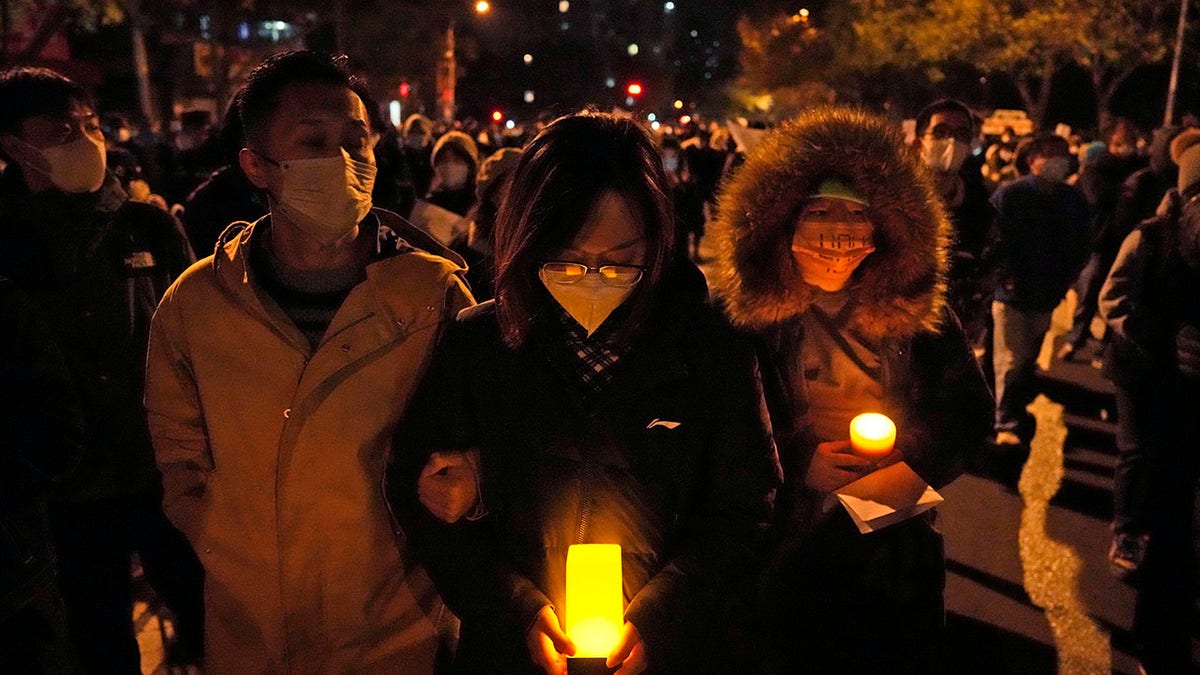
left=0, top=584, right=78, bottom=674
left=1132, top=382, right=1200, bottom=674
left=1112, top=384, right=1154, bottom=535
left=51, top=492, right=204, bottom=674
left=1064, top=251, right=1115, bottom=349
left=760, top=510, right=946, bottom=674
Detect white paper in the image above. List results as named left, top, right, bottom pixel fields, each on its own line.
left=835, top=461, right=943, bottom=534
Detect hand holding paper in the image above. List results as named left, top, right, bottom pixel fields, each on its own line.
left=835, top=461, right=943, bottom=534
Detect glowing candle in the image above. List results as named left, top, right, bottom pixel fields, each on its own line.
left=566, top=544, right=623, bottom=659
left=849, top=412, right=896, bottom=458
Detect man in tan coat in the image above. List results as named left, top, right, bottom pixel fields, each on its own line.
left=145, top=51, right=473, bottom=674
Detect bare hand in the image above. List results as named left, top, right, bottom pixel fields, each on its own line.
left=417, top=450, right=481, bottom=523
left=607, top=621, right=647, bottom=674
left=526, top=605, right=576, bottom=675
left=804, top=440, right=873, bottom=492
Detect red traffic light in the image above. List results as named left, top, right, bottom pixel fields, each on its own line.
left=626, top=83, right=643, bottom=96
left=491, top=110, right=504, bottom=122
left=399, top=81, right=411, bottom=98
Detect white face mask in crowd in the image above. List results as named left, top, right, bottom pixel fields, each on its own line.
left=791, top=196, right=876, bottom=293
left=7, top=133, right=107, bottom=194
left=539, top=263, right=642, bottom=336
left=264, top=148, right=377, bottom=245
left=1037, top=156, right=1072, bottom=183
left=437, top=160, right=471, bottom=191
left=921, top=137, right=970, bottom=174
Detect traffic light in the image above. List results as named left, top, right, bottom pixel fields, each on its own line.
left=626, top=82, right=643, bottom=97
left=399, top=81, right=411, bottom=98
left=492, top=110, right=504, bottom=122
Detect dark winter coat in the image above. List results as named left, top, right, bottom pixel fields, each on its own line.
left=1100, top=186, right=1200, bottom=388
left=0, top=171, right=195, bottom=502
left=181, top=164, right=268, bottom=256
left=710, top=107, right=992, bottom=672
left=989, top=174, right=1092, bottom=312
left=0, top=279, right=83, bottom=621
left=387, top=261, right=781, bottom=674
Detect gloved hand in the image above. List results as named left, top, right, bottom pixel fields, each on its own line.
left=1177, top=324, right=1200, bottom=380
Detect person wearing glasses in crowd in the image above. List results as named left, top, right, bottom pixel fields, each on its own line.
left=914, top=99, right=993, bottom=355
left=386, top=111, right=780, bottom=674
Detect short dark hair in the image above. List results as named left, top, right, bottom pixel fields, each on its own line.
left=0, top=67, right=91, bottom=136
left=238, top=50, right=361, bottom=151
left=914, top=98, right=975, bottom=137
left=493, top=111, right=675, bottom=349
left=1025, top=133, right=1070, bottom=160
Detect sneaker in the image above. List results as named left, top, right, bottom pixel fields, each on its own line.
left=994, top=431, right=1022, bottom=446
left=1108, top=533, right=1149, bottom=579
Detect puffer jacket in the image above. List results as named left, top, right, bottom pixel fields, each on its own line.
left=146, top=209, right=473, bottom=674
left=387, top=261, right=781, bottom=674
left=0, top=171, right=194, bottom=502
left=710, top=107, right=992, bottom=673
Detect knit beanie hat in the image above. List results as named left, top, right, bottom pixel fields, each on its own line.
left=809, top=177, right=869, bottom=206
left=1170, top=128, right=1200, bottom=193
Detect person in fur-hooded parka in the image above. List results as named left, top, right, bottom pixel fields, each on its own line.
left=711, top=107, right=992, bottom=673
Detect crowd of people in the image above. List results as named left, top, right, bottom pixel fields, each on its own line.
left=1, top=48, right=1197, bottom=675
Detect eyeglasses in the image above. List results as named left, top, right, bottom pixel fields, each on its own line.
left=925, top=124, right=974, bottom=144
left=540, top=261, right=645, bottom=286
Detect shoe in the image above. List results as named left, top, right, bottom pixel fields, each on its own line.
left=1108, top=533, right=1149, bottom=579
left=994, top=431, right=1022, bottom=446
left=1056, top=343, right=1080, bottom=361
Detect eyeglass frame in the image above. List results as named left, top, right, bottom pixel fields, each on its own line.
left=538, top=260, right=647, bottom=286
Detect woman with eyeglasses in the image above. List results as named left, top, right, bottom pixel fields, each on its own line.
left=385, top=111, right=780, bottom=675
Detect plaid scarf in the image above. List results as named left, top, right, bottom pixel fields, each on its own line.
left=552, top=303, right=625, bottom=397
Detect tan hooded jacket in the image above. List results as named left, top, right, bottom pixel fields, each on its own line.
left=145, top=209, right=473, bottom=674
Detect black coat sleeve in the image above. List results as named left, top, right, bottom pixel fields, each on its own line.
left=385, top=314, right=551, bottom=646
left=896, top=309, right=993, bottom=489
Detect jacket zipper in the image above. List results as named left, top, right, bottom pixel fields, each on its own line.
left=576, top=459, right=593, bottom=544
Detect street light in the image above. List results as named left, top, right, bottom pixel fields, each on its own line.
left=475, top=1, right=490, bottom=14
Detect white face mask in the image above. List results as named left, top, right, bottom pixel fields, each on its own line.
left=267, top=148, right=377, bottom=245
left=1037, top=156, right=1071, bottom=183
left=540, top=269, right=639, bottom=337
left=437, top=161, right=471, bottom=191
left=921, top=137, right=969, bottom=174
left=10, top=134, right=107, bottom=194
left=791, top=217, right=876, bottom=292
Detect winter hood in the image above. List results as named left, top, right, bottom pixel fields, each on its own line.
left=712, top=107, right=951, bottom=340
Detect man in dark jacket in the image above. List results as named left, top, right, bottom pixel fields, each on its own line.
left=988, top=134, right=1091, bottom=445
left=0, top=67, right=202, bottom=673
left=0, top=279, right=83, bottom=674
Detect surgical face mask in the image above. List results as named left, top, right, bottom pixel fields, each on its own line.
left=1037, top=156, right=1071, bottom=183
left=437, top=160, right=471, bottom=191
left=791, top=212, right=876, bottom=292
left=10, top=134, right=107, bottom=194
left=921, top=137, right=969, bottom=174
left=264, top=148, right=377, bottom=245
left=539, top=264, right=641, bottom=336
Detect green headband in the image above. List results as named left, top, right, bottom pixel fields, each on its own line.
left=809, top=178, right=869, bottom=206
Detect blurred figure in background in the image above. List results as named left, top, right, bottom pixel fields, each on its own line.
left=449, top=146, right=522, bottom=301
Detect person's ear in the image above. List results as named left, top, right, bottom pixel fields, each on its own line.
left=239, top=147, right=270, bottom=190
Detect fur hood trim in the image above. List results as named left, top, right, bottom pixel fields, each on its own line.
left=712, top=107, right=951, bottom=339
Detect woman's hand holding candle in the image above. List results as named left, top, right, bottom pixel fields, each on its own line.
left=527, top=605, right=575, bottom=675
left=804, top=440, right=874, bottom=492
left=607, top=621, right=647, bottom=674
